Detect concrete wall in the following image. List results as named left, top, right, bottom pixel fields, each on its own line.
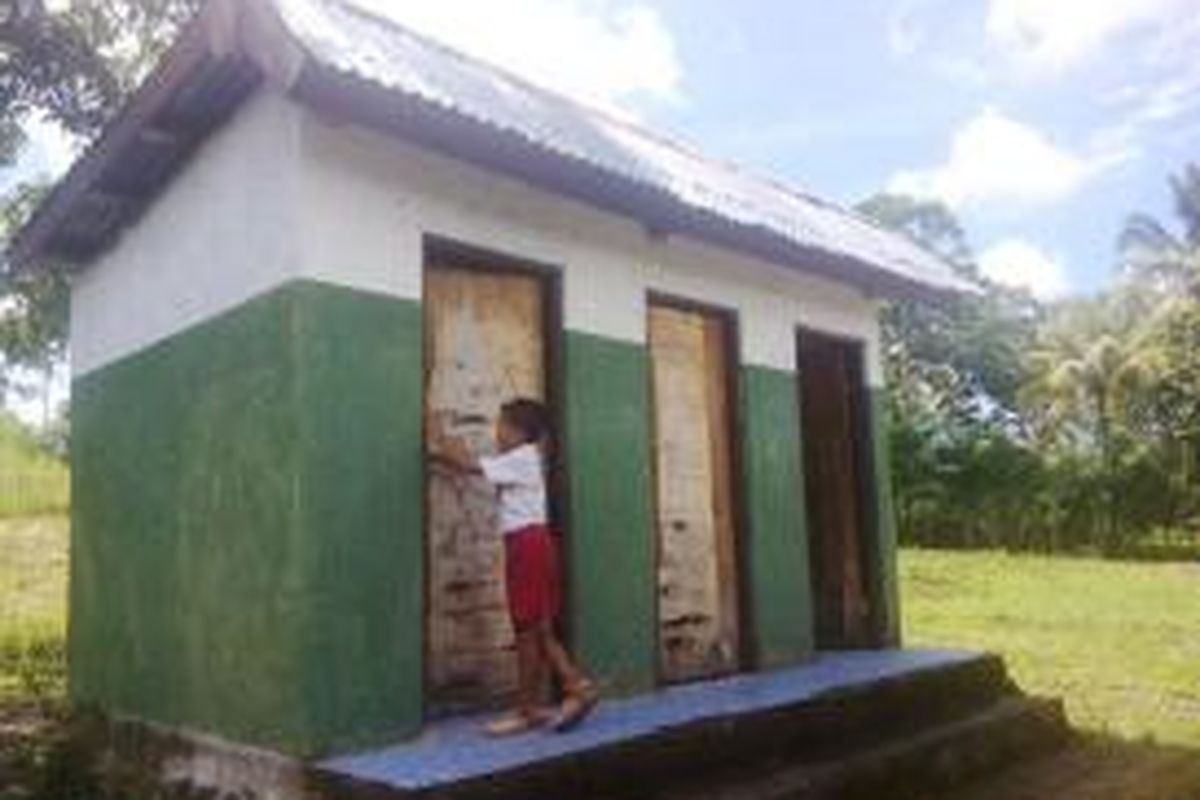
left=71, top=87, right=884, bottom=383
left=293, top=109, right=885, bottom=384
left=68, top=87, right=896, bottom=756
left=71, top=93, right=304, bottom=379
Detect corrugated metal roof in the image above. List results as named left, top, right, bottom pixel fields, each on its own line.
left=10, top=0, right=972, bottom=296
left=274, top=0, right=972, bottom=295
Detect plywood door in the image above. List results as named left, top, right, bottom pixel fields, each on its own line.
left=798, top=333, right=871, bottom=649
left=648, top=303, right=741, bottom=683
left=424, top=265, right=545, bottom=710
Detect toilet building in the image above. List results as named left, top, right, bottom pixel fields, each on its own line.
left=11, top=0, right=969, bottom=757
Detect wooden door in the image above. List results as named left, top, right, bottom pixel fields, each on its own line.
left=424, top=264, right=546, bottom=711
left=648, top=301, right=741, bottom=682
left=798, top=332, right=873, bottom=649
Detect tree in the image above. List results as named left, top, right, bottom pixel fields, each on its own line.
left=858, top=193, right=1044, bottom=547
left=0, top=0, right=199, bottom=428
left=1119, top=163, right=1200, bottom=297
left=1, top=0, right=121, bottom=140
left=1019, top=292, right=1169, bottom=549
left=857, top=193, right=1036, bottom=417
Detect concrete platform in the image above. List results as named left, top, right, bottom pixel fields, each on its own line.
left=314, top=649, right=1067, bottom=799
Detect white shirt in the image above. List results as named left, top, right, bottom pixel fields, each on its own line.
left=479, top=443, right=548, bottom=534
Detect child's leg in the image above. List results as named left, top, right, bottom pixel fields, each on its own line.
left=515, top=627, right=547, bottom=716
left=537, top=623, right=586, bottom=691
left=486, top=627, right=551, bottom=736
left=537, top=624, right=598, bottom=732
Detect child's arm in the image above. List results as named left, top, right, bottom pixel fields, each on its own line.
left=426, top=412, right=483, bottom=475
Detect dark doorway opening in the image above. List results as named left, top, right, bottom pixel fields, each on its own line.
left=797, top=330, right=877, bottom=649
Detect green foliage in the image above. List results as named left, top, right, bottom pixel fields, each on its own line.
left=0, top=516, right=67, bottom=705
left=864, top=167, right=1200, bottom=554
left=0, top=0, right=199, bottom=424
left=0, top=411, right=67, bottom=516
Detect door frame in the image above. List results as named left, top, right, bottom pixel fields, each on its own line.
left=646, top=291, right=754, bottom=683
left=795, top=325, right=887, bottom=649
left=420, top=235, right=566, bottom=717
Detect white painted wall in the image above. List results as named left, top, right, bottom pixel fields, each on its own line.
left=295, top=108, right=885, bottom=385
left=72, top=88, right=884, bottom=386
left=71, top=92, right=304, bottom=378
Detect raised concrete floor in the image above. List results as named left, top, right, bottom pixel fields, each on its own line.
left=315, top=649, right=1066, bottom=799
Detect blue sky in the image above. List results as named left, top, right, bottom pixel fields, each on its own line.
left=11, top=0, right=1200, bottom=301
left=4, top=0, right=1195, bottom=424
left=347, top=0, right=1200, bottom=299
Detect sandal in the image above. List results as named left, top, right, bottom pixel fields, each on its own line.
left=483, top=709, right=551, bottom=737
left=552, top=680, right=599, bottom=733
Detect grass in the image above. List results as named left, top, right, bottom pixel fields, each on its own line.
left=0, top=516, right=67, bottom=703
left=1, top=519, right=1197, bottom=798
left=0, top=414, right=68, bottom=519
left=901, top=548, right=1200, bottom=748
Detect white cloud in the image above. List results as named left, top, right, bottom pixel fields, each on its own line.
left=23, top=115, right=75, bottom=177
left=1093, top=67, right=1200, bottom=163
left=887, top=109, right=1110, bottom=209
left=352, top=0, right=682, bottom=111
left=978, top=238, right=1070, bottom=299
left=987, top=0, right=1187, bottom=69
left=0, top=114, right=78, bottom=196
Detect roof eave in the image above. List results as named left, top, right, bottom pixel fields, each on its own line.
left=291, top=60, right=971, bottom=302
left=5, top=0, right=285, bottom=272
left=9, top=0, right=971, bottom=302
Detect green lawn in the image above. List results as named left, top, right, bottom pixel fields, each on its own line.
left=0, top=415, right=68, bottom=519
left=901, top=548, right=1200, bottom=748
left=0, top=516, right=68, bottom=702
left=2, top=520, right=1197, bottom=749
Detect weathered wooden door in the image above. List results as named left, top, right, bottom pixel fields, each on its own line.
left=424, top=263, right=546, bottom=711
left=797, top=332, right=873, bottom=649
left=648, top=301, right=742, bottom=683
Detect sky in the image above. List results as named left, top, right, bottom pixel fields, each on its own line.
left=13, top=0, right=1200, bottom=299
left=4, top=0, right=1200, bottom=421
left=339, top=0, right=1199, bottom=301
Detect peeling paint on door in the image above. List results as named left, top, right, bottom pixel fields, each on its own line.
left=424, top=265, right=545, bottom=710
left=648, top=302, right=741, bottom=683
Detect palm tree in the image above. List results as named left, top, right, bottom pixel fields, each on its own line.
left=1119, top=164, right=1200, bottom=296
left=1021, top=294, right=1162, bottom=547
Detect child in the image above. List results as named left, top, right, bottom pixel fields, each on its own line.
left=428, top=398, right=598, bottom=736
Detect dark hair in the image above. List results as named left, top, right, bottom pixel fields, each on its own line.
left=500, top=397, right=551, bottom=444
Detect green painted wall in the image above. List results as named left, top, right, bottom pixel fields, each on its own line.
left=72, top=286, right=307, bottom=750
left=865, top=387, right=901, bottom=646
left=562, top=331, right=657, bottom=694
left=740, top=365, right=814, bottom=667
left=71, top=280, right=423, bottom=756
left=70, top=273, right=898, bottom=755
left=291, top=282, right=424, bottom=752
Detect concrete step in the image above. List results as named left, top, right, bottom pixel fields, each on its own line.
left=655, top=695, right=1071, bottom=800
left=315, top=651, right=1059, bottom=800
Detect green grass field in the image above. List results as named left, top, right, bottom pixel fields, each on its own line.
left=2, top=518, right=1196, bottom=746
left=902, top=548, right=1200, bottom=748
left=0, top=517, right=67, bottom=703
left=0, top=518, right=1197, bottom=798
left=0, top=415, right=68, bottom=519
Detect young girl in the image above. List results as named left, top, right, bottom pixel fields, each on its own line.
left=428, top=398, right=598, bottom=736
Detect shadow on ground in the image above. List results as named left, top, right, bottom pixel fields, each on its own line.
left=938, top=732, right=1200, bottom=800
left=4, top=702, right=1200, bottom=800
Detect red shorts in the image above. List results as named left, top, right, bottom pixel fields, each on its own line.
left=504, top=524, right=561, bottom=631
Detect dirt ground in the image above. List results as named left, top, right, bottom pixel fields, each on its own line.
left=4, top=707, right=1199, bottom=800
left=940, top=736, right=1200, bottom=800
